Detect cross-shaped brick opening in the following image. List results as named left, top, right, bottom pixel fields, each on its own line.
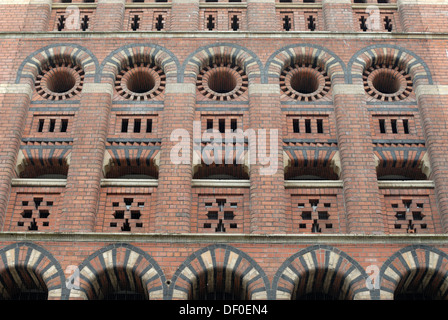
left=109, top=198, right=145, bottom=232
left=17, top=196, right=55, bottom=231
left=202, top=199, right=240, bottom=233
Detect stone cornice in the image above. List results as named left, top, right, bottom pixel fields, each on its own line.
left=1, top=231, right=447, bottom=245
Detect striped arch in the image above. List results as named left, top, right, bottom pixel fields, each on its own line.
left=168, top=244, right=270, bottom=300
left=348, top=45, right=433, bottom=85
left=15, top=44, right=98, bottom=86
left=265, top=44, right=347, bottom=84
left=0, top=242, right=67, bottom=300
left=16, top=146, right=71, bottom=178
left=71, top=243, right=166, bottom=300
left=379, top=245, right=448, bottom=300
left=180, top=43, right=265, bottom=83
left=98, top=44, right=180, bottom=83
left=272, top=245, right=370, bottom=300
left=104, top=142, right=160, bottom=178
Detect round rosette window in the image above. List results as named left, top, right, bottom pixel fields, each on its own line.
left=197, top=64, right=248, bottom=101
left=363, top=64, right=412, bottom=101
left=280, top=64, right=331, bottom=101
left=116, top=64, right=166, bottom=101
left=35, top=63, right=84, bottom=100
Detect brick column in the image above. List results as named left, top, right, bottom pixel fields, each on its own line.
left=415, top=85, right=448, bottom=232
left=93, top=0, right=125, bottom=32
left=24, top=0, right=52, bottom=31
left=248, top=84, right=286, bottom=234
left=397, top=0, right=448, bottom=33
left=333, top=84, right=384, bottom=234
left=170, top=0, right=199, bottom=31
left=155, top=83, right=195, bottom=233
left=0, top=0, right=52, bottom=32
left=322, top=0, right=354, bottom=32
left=246, top=0, right=277, bottom=32
left=60, top=83, right=112, bottom=232
left=0, top=84, right=32, bottom=230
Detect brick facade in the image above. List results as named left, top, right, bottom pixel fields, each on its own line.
left=0, top=0, right=448, bottom=301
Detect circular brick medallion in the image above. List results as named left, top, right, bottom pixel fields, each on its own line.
left=116, top=64, right=165, bottom=101
left=197, top=64, right=248, bottom=101
left=280, top=64, right=331, bottom=101
left=35, top=63, right=84, bottom=100
left=364, top=65, right=412, bottom=101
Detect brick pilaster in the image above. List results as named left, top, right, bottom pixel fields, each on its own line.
left=93, top=0, right=125, bottom=32
left=60, top=83, right=112, bottom=232
left=333, top=84, right=384, bottom=234
left=322, top=0, right=354, bottom=32
left=155, top=83, right=195, bottom=233
left=415, top=85, right=448, bottom=232
left=170, top=0, right=199, bottom=31
left=246, top=0, right=277, bottom=32
left=0, top=0, right=52, bottom=32
left=248, top=84, right=286, bottom=234
left=0, top=84, right=32, bottom=230
left=397, top=0, right=448, bottom=33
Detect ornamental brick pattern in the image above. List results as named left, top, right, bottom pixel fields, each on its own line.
left=0, top=0, right=448, bottom=301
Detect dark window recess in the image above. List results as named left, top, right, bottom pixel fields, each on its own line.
left=307, top=15, right=316, bottom=31
left=311, top=220, right=321, bottom=233
left=81, top=15, right=89, bottom=31
left=49, top=119, right=56, bottom=133
left=317, top=119, right=324, bottom=134
left=403, top=119, right=410, bottom=134
left=379, top=119, right=386, bottom=133
left=219, top=119, right=225, bottom=133
left=134, top=119, right=141, bottom=133
left=207, top=119, right=214, bottom=130
left=146, top=119, right=153, bottom=133
left=39, top=210, right=50, bottom=219
left=391, top=119, right=398, bottom=134
left=305, top=119, right=312, bottom=133
left=28, top=218, right=38, bottom=231
left=206, top=15, right=216, bottom=31
left=22, top=210, right=33, bottom=219
left=114, top=211, right=125, bottom=219
left=121, top=119, right=129, bottom=133
left=293, top=119, right=300, bottom=133
left=231, top=119, right=237, bottom=132
left=57, top=15, right=66, bottom=31
left=121, top=219, right=131, bottom=232
left=224, top=211, right=235, bottom=220
left=155, top=15, right=164, bottom=31
left=359, top=16, right=368, bottom=32
left=131, top=15, right=141, bottom=31
left=207, top=211, right=218, bottom=220
left=384, top=16, right=393, bottom=32
left=38, top=119, right=45, bottom=132
left=231, top=15, right=240, bottom=31
left=215, top=219, right=226, bottom=232
left=283, top=15, right=292, bottom=31
left=60, top=119, right=68, bottom=132
left=280, top=0, right=292, bottom=2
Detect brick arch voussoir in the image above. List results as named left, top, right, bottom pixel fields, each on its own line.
left=99, top=44, right=179, bottom=84
left=169, top=244, right=270, bottom=300
left=349, top=46, right=433, bottom=87
left=72, top=243, right=166, bottom=300
left=272, top=245, right=370, bottom=300
left=181, top=44, right=264, bottom=84
left=265, top=44, right=347, bottom=85
left=0, top=242, right=67, bottom=300
left=16, top=44, right=99, bottom=87
left=379, top=245, right=448, bottom=300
